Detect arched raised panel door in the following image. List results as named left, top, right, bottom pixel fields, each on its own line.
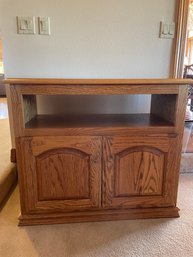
left=114, top=146, right=164, bottom=197
left=17, top=136, right=102, bottom=213
left=102, top=136, right=177, bottom=209
left=36, top=148, right=91, bottom=201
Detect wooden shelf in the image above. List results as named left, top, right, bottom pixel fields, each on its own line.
left=25, top=114, right=174, bottom=129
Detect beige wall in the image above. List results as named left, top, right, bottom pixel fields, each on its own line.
left=0, top=0, right=175, bottom=78
left=0, top=0, right=176, bottom=146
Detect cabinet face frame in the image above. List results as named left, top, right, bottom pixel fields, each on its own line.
left=102, top=135, right=178, bottom=209
left=16, top=136, right=102, bottom=214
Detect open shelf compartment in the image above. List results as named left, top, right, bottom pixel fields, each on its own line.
left=22, top=94, right=177, bottom=130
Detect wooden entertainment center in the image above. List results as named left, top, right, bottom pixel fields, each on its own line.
left=5, top=78, right=191, bottom=225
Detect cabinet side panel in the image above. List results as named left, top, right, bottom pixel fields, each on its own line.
left=23, top=95, right=37, bottom=124
left=151, top=94, right=177, bottom=124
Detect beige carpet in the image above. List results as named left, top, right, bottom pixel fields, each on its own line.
left=0, top=174, right=193, bottom=257
left=0, top=103, right=17, bottom=207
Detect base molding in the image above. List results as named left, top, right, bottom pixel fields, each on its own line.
left=18, top=207, right=180, bottom=226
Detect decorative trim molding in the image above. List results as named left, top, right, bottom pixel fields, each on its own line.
left=172, top=0, right=190, bottom=78
left=18, top=207, right=180, bottom=226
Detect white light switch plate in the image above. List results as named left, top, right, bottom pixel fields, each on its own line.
left=38, top=17, right=50, bottom=35
left=17, top=16, right=36, bottom=34
left=160, top=21, right=175, bottom=39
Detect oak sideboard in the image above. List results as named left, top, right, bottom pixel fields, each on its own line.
left=5, top=78, right=191, bottom=225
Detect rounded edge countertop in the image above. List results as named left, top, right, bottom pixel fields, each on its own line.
left=2, top=78, right=193, bottom=85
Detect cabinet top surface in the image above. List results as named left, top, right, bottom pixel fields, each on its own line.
left=3, top=78, right=193, bottom=85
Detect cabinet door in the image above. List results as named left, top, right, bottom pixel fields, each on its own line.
left=102, top=135, right=177, bottom=209
left=17, top=136, right=101, bottom=214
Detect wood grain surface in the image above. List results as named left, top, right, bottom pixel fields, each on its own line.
left=16, top=136, right=102, bottom=213
left=23, top=95, right=37, bottom=124
left=18, top=207, right=180, bottom=226
left=102, top=135, right=177, bottom=209
left=114, top=146, right=164, bottom=197
left=151, top=94, right=177, bottom=124
left=9, top=79, right=188, bottom=225
left=12, top=84, right=181, bottom=95
left=36, top=148, right=90, bottom=201
left=25, top=114, right=174, bottom=128
left=3, top=78, right=192, bottom=85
